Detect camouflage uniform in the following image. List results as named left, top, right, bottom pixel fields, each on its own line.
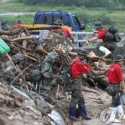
left=70, top=78, right=84, bottom=107
left=40, top=51, right=59, bottom=94
left=69, top=77, right=91, bottom=120
left=68, top=57, right=92, bottom=121
left=60, top=64, right=72, bottom=91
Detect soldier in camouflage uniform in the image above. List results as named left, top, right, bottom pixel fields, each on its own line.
left=40, top=51, right=60, bottom=95
left=69, top=57, right=92, bottom=124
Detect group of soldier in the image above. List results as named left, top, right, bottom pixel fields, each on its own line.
left=0, top=17, right=125, bottom=125
left=31, top=21, right=125, bottom=125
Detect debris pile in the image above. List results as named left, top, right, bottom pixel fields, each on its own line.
left=0, top=83, right=50, bottom=125
left=0, top=28, right=113, bottom=125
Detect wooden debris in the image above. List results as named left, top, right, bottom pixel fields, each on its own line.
left=11, top=36, right=34, bottom=42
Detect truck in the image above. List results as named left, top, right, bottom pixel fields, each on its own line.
left=33, top=11, right=85, bottom=31
left=16, top=11, right=85, bottom=32
left=15, top=11, right=87, bottom=48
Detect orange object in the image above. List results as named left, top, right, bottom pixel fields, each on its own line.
left=61, top=26, right=72, bottom=38
left=52, top=25, right=72, bottom=38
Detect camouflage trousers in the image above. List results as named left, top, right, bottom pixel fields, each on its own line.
left=69, top=78, right=89, bottom=120
left=37, top=78, right=57, bottom=95
left=71, top=78, right=85, bottom=104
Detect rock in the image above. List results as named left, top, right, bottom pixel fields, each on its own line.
left=83, top=87, right=111, bottom=117
left=10, top=86, right=31, bottom=100
left=27, top=91, right=53, bottom=114
left=12, top=53, right=25, bottom=63
left=0, top=84, right=50, bottom=125
left=34, top=96, right=52, bottom=114
left=113, top=46, right=125, bottom=59
left=1, top=60, right=15, bottom=73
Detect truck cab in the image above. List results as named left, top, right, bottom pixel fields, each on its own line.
left=33, top=11, right=85, bottom=31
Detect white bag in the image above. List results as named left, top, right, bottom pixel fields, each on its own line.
left=99, top=46, right=111, bottom=56
left=48, top=110, right=65, bottom=125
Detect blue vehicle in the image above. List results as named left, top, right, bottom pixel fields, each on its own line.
left=34, top=11, right=85, bottom=31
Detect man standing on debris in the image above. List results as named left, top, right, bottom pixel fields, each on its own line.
left=104, top=26, right=121, bottom=52
left=14, top=20, right=23, bottom=28
left=40, top=51, right=60, bottom=95
left=106, top=55, right=125, bottom=124
left=53, top=19, right=73, bottom=40
left=69, top=56, right=92, bottom=124
left=88, top=21, right=112, bottom=58
left=89, top=21, right=107, bottom=42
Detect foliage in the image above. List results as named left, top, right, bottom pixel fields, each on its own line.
left=1, top=1, right=125, bottom=31
left=22, top=0, right=83, bottom=6
left=23, top=0, right=125, bottom=9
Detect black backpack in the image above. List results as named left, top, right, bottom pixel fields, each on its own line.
left=104, top=26, right=121, bottom=43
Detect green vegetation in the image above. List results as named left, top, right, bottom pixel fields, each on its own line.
left=0, top=0, right=125, bottom=31
left=22, top=0, right=125, bottom=9
left=0, top=15, right=33, bottom=25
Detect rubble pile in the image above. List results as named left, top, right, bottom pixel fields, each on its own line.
left=0, top=28, right=113, bottom=125
left=0, top=83, right=51, bottom=125
left=0, top=29, right=72, bottom=124
left=0, top=29, right=73, bottom=82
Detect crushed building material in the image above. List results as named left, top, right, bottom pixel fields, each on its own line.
left=0, top=26, right=124, bottom=125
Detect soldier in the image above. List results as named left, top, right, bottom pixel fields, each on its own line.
left=104, top=26, right=121, bottom=52
left=53, top=19, right=73, bottom=40
left=106, top=55, right=125, bottom=124
left=40, top=51, right=60, bottom=95
left=69, top=57, right=92, bottom=125
left=88, top=21, right=111, bottom=58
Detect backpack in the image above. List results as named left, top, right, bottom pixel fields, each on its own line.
left=104, top=27, right=121, bottom=43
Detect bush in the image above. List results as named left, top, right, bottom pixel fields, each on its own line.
left=23, top=0, right=83, bottom=6
left=22, top=0, right=125, bottom=10
left=100, top=16, right=113, bottom=25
